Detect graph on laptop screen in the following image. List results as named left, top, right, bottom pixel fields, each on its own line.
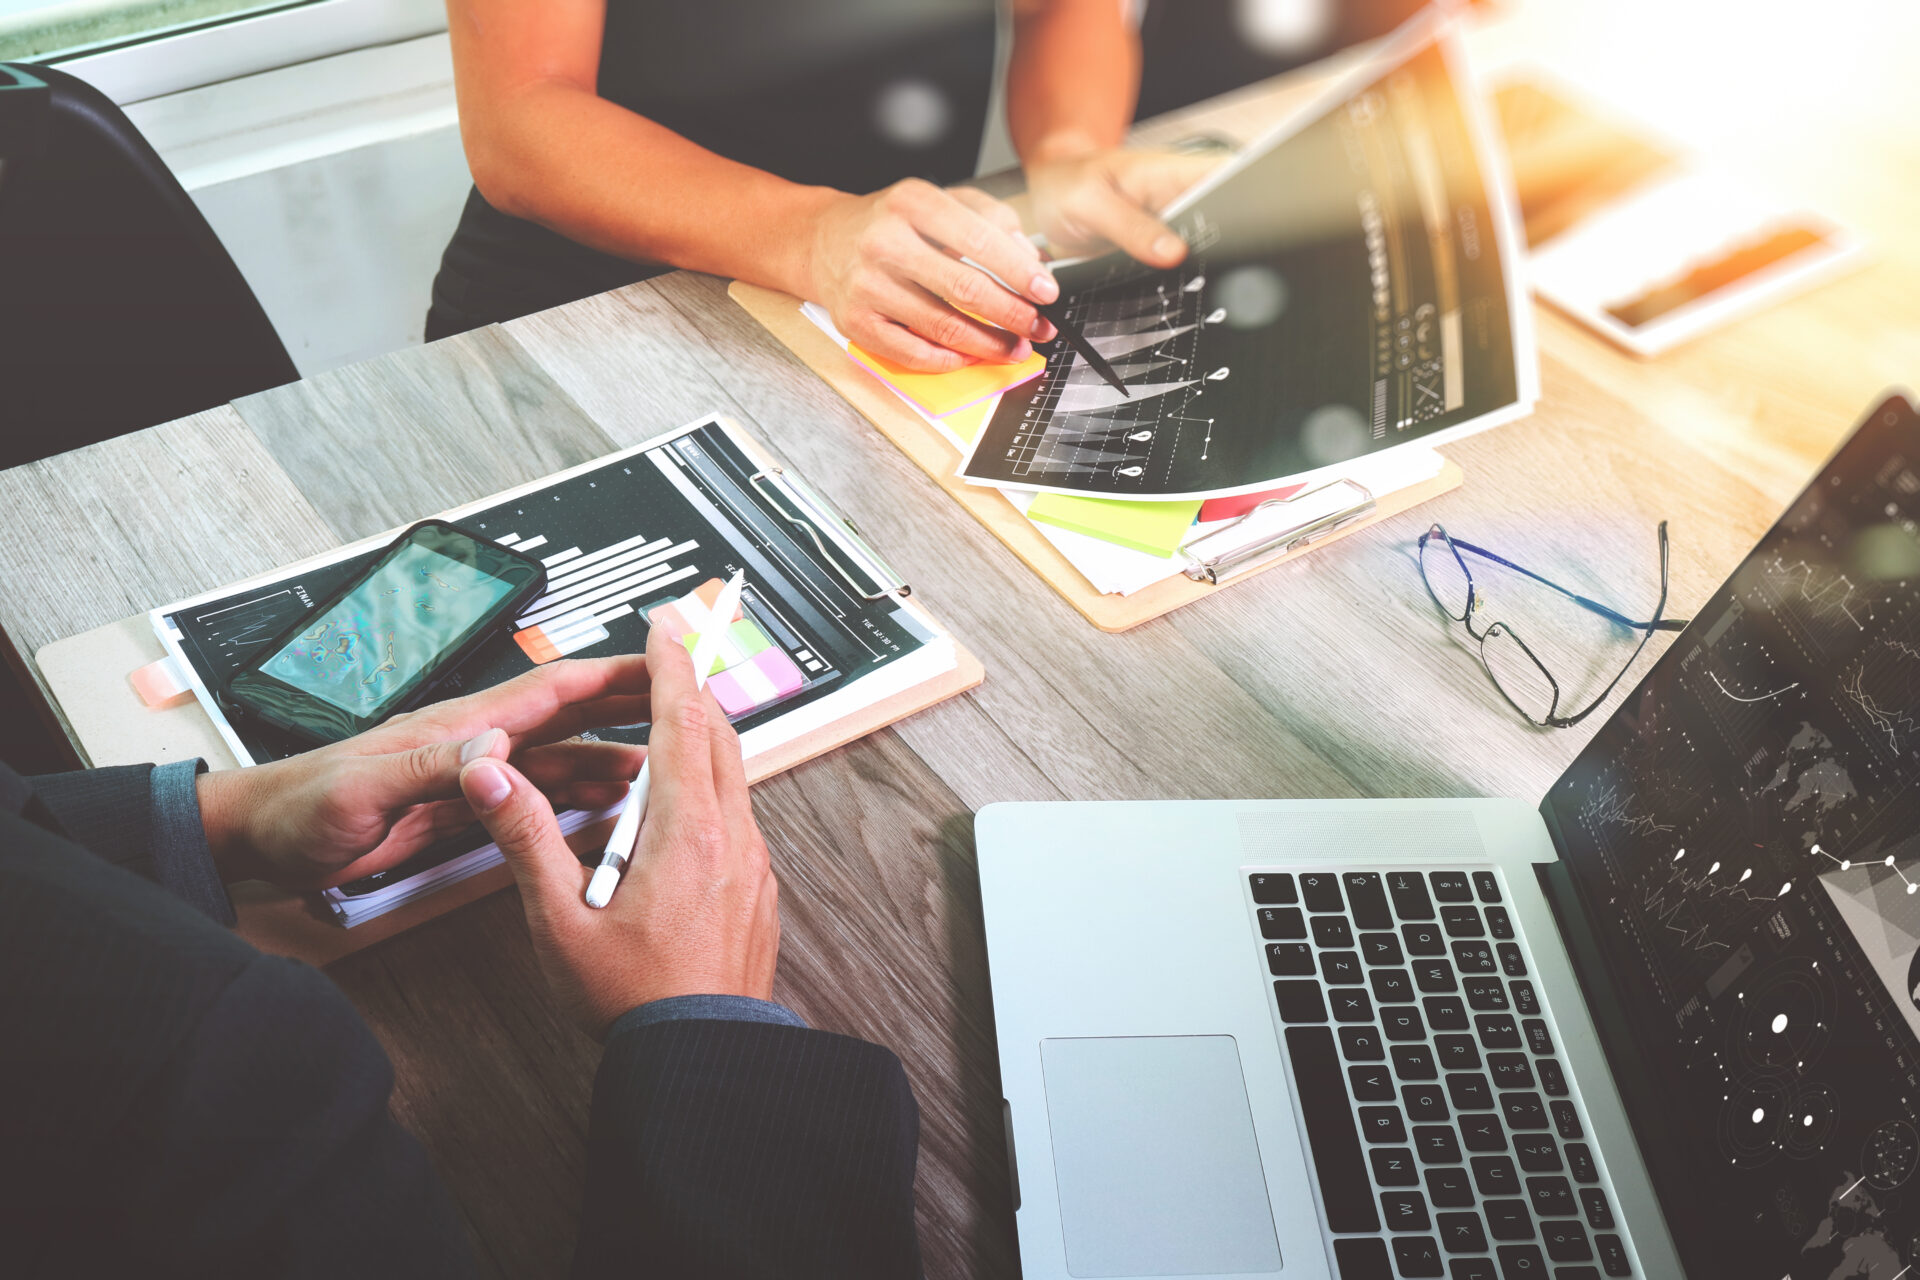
left=1548, top=396, right=1920, bottom=1278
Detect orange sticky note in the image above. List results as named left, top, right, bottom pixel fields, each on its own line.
left=847, top=342, right=1045, bottom=417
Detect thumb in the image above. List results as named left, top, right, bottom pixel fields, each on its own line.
left=459, top=756, right=587, bottom=916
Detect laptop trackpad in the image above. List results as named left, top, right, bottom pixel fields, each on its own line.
left=1040, top=1036, right=1281, bottom=1277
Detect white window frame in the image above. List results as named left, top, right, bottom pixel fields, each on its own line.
left=40, top=0, right=445, bottom=105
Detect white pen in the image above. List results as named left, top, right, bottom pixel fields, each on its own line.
left=585, top=568, right=745, bottom=909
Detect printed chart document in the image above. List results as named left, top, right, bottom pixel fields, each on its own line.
left=150, top=416, right=956, bottom=925
left=961, top=13, right=1535, bottom=500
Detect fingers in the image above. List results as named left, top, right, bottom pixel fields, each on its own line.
left=868, top=276, right=1032, bottom=366
left=641, top=617, right=718, bottom=829
left=843, top=311, right=970, bottom=373
left=460, top=756, right=589, bottom=917
left=894, top=181, right=1056, bottom=307
left=1073, top=176, right=1188, bottom=268
left=348, top=726, right=510, bottom=815
left=703, top=688, right=754, bottom=833
left=377, top=655, right=651, bottom=748
left=515, top=739, right=646, bottom=811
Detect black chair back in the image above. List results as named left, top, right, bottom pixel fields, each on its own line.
left=0, top=63, right=297, bottom=468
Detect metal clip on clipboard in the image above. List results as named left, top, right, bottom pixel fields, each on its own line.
left=749, top=467, right=911, bottom=601
left=1178, top=477, right=1376, bottom=584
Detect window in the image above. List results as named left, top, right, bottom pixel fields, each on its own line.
left=0, top=0, right=299, bottom=63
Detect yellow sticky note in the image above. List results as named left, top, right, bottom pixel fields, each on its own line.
left=847, top=342, right=1045, bottom=417
left=1027, top=493, right=1203, bottom=559
left=940, top=399, right=994, bottom=445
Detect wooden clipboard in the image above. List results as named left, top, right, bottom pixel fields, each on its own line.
left=33, top=433, right=984, bottom=968
left=731, top=280, right=1464, bottom=632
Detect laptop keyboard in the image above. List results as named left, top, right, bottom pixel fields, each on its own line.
left=1249, top=869, right=1634, bottom=1280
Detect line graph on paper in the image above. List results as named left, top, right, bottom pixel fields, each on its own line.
left=994, top=261, right=1233, bottom=487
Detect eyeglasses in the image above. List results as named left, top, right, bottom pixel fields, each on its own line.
left=1417, top=522, right=1690, bottom=728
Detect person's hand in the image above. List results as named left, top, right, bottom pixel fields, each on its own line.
left=805, top=177, right=1061, bottom=373
left=458, top=619, right=780, bottom=1037
left=195, top=657, right=652, bottom=889
left=1025, top=146, right=1221, bottom=266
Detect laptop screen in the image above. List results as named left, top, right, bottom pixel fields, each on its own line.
left=1544, top=392, right=1920, bottom=1278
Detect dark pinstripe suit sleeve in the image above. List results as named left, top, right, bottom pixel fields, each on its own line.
left=576, top=1016, right=924, bottom=1279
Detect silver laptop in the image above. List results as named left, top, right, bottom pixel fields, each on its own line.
left=979, top=392, right=1920, bottom=1280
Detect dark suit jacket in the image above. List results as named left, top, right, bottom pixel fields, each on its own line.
left=0, top=762, right=922, bottom=1278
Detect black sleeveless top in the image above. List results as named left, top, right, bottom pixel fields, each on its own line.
left=427, top=0, right=996, bottom=339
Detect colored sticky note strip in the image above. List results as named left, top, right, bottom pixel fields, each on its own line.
left=1028, top=493, right=1204, bottom=559
left=846, top=342, right=1044, bottom=417
left=647, top=578, right=745, bottom=648
left=1198, top=482, right=1310, bottom=524
left=515, top=611, right=611, bottom=664
left=709, top=646, right=807, bottom=716
left=130, top=656, right=194, bottom=708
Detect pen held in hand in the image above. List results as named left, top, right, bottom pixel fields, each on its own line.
left=584, top=568, right=746, bottom=909
left=957, top=256, right=1129, bottom=399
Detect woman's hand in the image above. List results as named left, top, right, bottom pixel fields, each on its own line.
left=195, top=656, right=652, bottom=889
left=1025, top=146, right=1220, bottom=264
left=806, top=177, right=1060, bottom=372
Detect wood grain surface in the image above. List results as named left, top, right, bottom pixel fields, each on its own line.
left=5, top=16, right=1919, bottom=1278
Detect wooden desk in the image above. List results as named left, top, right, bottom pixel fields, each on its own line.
left=3, top=17, right=1916, bottom=1277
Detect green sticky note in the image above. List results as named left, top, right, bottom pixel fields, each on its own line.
left=1027, top=493, right=1203, bottom=558
left=729, top=618, right=772, bottom=659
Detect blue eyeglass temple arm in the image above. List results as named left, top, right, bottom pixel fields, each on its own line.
left=1443, top=534, right=1690, bottom=633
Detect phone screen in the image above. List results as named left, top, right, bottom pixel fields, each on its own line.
left=258, top=543, right=520, bottom=715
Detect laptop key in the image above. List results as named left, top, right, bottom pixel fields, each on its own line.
left=1302, top=872, right=1344, bottom=912
left=1315, top=915, right=1357, bottom=947
left=1431, top=871, right=1472, bottom=901
left=1500, top=1092, right=1549, bottom=1130
left=1484, top=1199, right=1534, bottom=1240
left=1536, top=1058, right=1568, bottom=1096
left=1472, top=1155, right=1520, bottom=1196
left=1393, top=1044, right=1439, bottom=1080
left=1373, top=969, right=1417, bottom=1003
left=1513, top=1133, right=1561, bottom=1172
left=1389, top=871, right=1436, bottom=920
left=1393, top=1236, right=1445, bottom=1278
left=1464, top=978, right=1510, bottom=1011
left=1404, top=922, right=1447, bottom=955
left=1402, top=1084, right=1448, bottom=1121
left=1382, top=1190, right=1431, bottom=1231
left=1449, top=1260, right=1497, bottom=1280
left=1441, top=905, right=1484, bottom=937
left=1283, top=1027, right=1380, bottom=1232
left=1251, top=873, right=1297, bottom=904
left=1352, top=1065, right=1395, bottom=1101
left=1333, top=1237, right=1392, bottom=1280
left=1452, top=941, right=1497, bottom=973
left=1260, top=907, right=1308, bottom=939
left=1426, top=1166, right=1473, bottom=1206
left=1565, top=1143, right=1598, bottom=1183
left=1425, top=996, right=1469, bottom=1030
left=1384, top=1007, right=1428, bottom=1041
left=1323, top=951, right=1366, bottom=984
left=1498, top=943, right=1528, bottom=977
left=1333, top=989, right=1375, bottom=1022
left=1485, top=906, right=1515, bottom=940
left=1269, top=943, right=1315, bottom=975
left=1556, top=1269, right=1600, bottom=1280
left=1274, top=980, right=1327, bottom=1022
left=1346, top=872, right=1394, bottom=929
left=1495, top=1244, right=1547, bottom=1279
left=1477, top=1014, right=1522, bottom=1048
left=1524, top=1020, right=1555, bottom=1056
left=1580, top=1188, right=1615, bottom=1229
left=1510, top=981, right=1540, bottom=1017
left=1551, top=1101, right=1583, bottom=1140
left=1526, top=1175, right=1576, bottom=1217
left=1342, top=1025, right=1386, bottom=1060
left=1436, top=1034, right=1480, bottom=1069
left=1460, top=1112, right=1507, bottom=1152
left=1487, top=1053, right=1533, bottom=1088
left=1414, top=1125, right=1462, bottom=1164
left=1436, top=1210, right=1488, bottom=1253
left=1447, top=1072, right=1494, bottom=1110
left=1595, top=1233, right=1630, bottom=1276
left=1415, top=959, right=1458, bottom=993
left=1473, top=871, right=1502, bottom=902
left=1360, top=1105, right=1408, bottom=1143
left=1373, top=1146, right=1420, bottom=1186
left=1543, top=1220, right=1591, bottom=1263
left=1362, top=932, right=1406, bottom=965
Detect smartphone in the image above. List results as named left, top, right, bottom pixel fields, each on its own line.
left=225, top=520, right=547, bottom=744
